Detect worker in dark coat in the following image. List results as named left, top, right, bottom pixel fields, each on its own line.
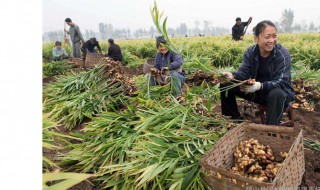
left=221, top=20, right=294, bottom=125
left=107, top=38, right=123, bottom=62
left=232, top=17, right=252, bottom=41
left=81, top=37, right=102, bottom=60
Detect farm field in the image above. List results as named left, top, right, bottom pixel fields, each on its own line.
left=43, top=33, right=320, bottom=189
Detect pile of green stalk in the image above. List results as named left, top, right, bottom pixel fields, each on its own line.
left=43, top=60, right=74, bottom=77
left=42, top=113, right=81, bottom=171
left=43, top=63, right=128, bottom=130
left=59, top=99, right=229, bottom=189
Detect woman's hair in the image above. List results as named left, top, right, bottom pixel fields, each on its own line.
left=55, top=41, right=62, bottom=46
left=254, top=20, right=277, bottom=36
left=156, top=35, right=167, bottom=48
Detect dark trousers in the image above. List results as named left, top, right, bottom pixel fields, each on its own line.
left=220, top=83, right=290, bottom=125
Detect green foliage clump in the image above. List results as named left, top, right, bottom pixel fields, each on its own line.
left=121, top=49, right=144, bottom=66
left=60, top=103, right=228, bottom=189
left=43, top=63, right=128, bottom=129
left=43, top=60, right=73, bottom=77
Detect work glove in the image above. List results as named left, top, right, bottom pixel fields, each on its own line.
left=240, top=82, right=262, bottom=93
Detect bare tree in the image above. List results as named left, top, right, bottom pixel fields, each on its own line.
left=300, top=20, right=308, bottom=32
left=309, top=22, right=315, bottom=32
left=280, top=9, right=294, bottom=33
left=203, top=20, right=212, bottom=35
left=293, top=23, right=301, bottom=33
left=177, top=23, right=188, bottom=36
left=149, top=26, right=155, bottom=37
left=194, top=20, right=201, bottom=34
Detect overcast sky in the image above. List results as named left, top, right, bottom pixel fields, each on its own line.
left=43, top=0, right=320, bottom=33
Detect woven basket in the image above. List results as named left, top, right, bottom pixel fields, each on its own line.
left=199, top=123, right=305, bottom=190
left=143, top=58, right=155, bottom=74
left=85, top=52, right=105, bottom=68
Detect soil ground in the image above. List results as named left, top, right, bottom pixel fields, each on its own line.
left=43, top=65, right=320, bottom=189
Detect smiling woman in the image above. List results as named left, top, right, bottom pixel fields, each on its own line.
left=253, top=20, right=278, bottom=57
left=220, top=20, right=295, bottom=125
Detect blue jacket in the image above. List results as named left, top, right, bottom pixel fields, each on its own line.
left=154, top=51, right=183, bottom=71
left=233, top=43, right=295, bottom=101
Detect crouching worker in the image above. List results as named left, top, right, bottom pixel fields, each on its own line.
left=148, top=36, right=185, bottom=97
left=52, top=41, right=69, bottom=61
left=220, top=20, right=294, bottom=125
left=107, top=38, right=123, bottom=62
left=81, top=37, right=102, bottom=61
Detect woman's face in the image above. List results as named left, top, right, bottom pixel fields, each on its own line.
left=158, top=45, right=168, bottom=55
left=254, top=25, right=278, bottom=56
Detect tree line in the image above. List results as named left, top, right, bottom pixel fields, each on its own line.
left=42, top=20, right=230, bottom=42
left=43, top=9, right=319, bottom=42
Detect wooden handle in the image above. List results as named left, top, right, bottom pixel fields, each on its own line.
left=243, top=123, right=295, bottom=134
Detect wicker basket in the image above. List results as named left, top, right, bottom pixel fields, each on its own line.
left=199, top=123, right=305, bottom=190
left=85, top=52, right=105, bottom=68
left=143, top=58, right=155, bottom=74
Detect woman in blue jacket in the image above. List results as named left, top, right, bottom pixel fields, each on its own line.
left=149, top=36, right=185, bottom=97
left=221, top=20, right=295, bottom=125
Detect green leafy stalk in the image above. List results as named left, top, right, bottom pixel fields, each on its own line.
left=43, top=171, right=93, bottom=190
left=150, top=0, right=183, bottom=55
left=304, top=138, right=320, bottom=152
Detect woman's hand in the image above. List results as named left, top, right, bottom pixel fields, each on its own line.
left=221, top=72, right=234, bottom=79
left=161, top=67, right=169, bottom=74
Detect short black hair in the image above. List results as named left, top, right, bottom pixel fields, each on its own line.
left=236, top=17, right=241, bottom=21
left=90, top=37, right=97, bottom=44
left=254, top=20, right=277, bottom=36
left=108, top=38, right=114, bottom=44
left=156, top=36, right=167, bottom=48
left=65, top=18, right=72, bottom=22
left=55, top=41, right=62, bottom=46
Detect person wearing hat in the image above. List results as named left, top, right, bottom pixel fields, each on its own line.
left=64, top=18, right=85, bottom=58
left=149, top=36, right=185, bottom=97
left=81, top=37, right=102, bottom=61
left=232, top=16, right=252, bottom=41
left=52, top=41, right=69, bottom=61
left=107, top=38, right=123, bottom=62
